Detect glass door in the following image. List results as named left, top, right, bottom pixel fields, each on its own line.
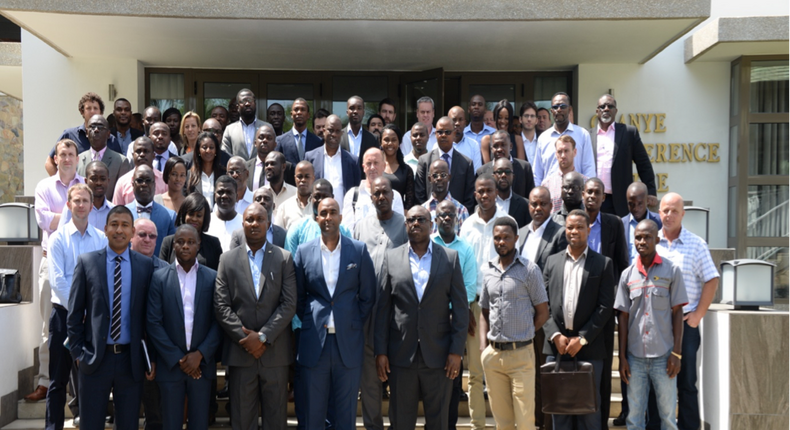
left=400, top=68, right=444, bottom=131
left=260, top=72, right=323, bottom=133
left=195, top=72, right=258, bottom=122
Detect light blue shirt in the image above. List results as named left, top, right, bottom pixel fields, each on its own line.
left=347, top=126, right=363, bottom=157
left=246, top=243, right=266, bottom=299
left=533, top=122, right=596, bottom=185
left=49, top=222, right=107, bottom=309
left=115, top=130, right=134, bottom=155
left=409, top=241, right=433, bottom=302
left=463, top=123, right=495, bottom=144
left=453, top=136, right=483, bottom=172
left=432, top=233, right=477, bottom=303
left=293, top=127, right=307, bottom=153
left=59, top=199, right=114, bottom=231
left=588, top=212, right=602, bottom=254
left=106, top=247, right=132, bottom=345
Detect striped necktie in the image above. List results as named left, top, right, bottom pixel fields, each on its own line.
left=110, top=256, right=123, bottom=341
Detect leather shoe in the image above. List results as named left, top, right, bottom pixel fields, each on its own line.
left=72, top=416, right=80, bottom=427
left=613, top=413, right=626, bottom=426
left=23, top=385, right=47, bottom=402
left=216, top=387, right=229, bottom=399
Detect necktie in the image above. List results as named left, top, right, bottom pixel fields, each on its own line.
left=155, top=155, right=163, bottom=171
left=110, top=256, right=123, bottom=341
left=258, top=165, right=266, bottom=189
left=297, top=133, right=305, bottom=160
left=137, top=205, right=152, bottom=214
left=442, top=153, right=451, bottom=171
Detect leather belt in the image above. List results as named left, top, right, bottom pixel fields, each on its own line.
left=490, top=339, right=532, bottom=351
left=53, top=303, right=66, bottom=311
left=106, top=344, right=130, bottom=354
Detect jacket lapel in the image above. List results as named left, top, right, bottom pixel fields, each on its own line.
left=612, top=123, right=623, bottom=162
left=313, top=241, right=332, bottom=301
left=257, top=244, right=275, bottom=301
left=422, top=245, right=441, bottom=298
left=97, top=249, right=110, bottom=313
left=169, top=265, right=188, bottom=348
left=537, top=221, right=554, bottom=259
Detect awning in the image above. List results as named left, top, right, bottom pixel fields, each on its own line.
left=685, top=16, right=789, bottom=63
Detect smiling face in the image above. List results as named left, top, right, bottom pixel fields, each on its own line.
left=316, top=199, right=342, bottom=236
left=346, top=97, right=364, bottom=127
left=131, top=219, right=158, bottom=257
left=264, top=153, right=284, bottom=183
left=105, top=211, right=135, bottom=254
left=183, top=116, right=200, bottom=142
left=565, top=214, right=590, bottom=249
left=149, top=123, right=171, bottom=154
left=173, top=226, right=200, bottom=266
left=380, top=128, right=400, bottom=158
left=496, top=107, right=510, bottom=131
left=583, top=180, right=605, bottom=213
left=85, top=164, right=109, bottom=201
left=113, top=100, right=132, bottom=127
left=198, top=136, right=217, bottom=164
left=167, top=163, right=187, bottom=193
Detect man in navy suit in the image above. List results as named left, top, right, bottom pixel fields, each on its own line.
left=67, top=205, right=156, bottom=430
left=294, top=198, right=376, bottom=430
left=276, top=98, right=322, bottom=167
left=125, top=165, right=176, bottom=256
left=339, top=96, right=379, bottom=176
left=147, top=224, right=221, bottom=430
left=304, top=115, right=361, bottom=211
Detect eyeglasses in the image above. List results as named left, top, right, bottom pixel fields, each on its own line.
left=136, top=232, right=157, bottom=240
left=551, top=104, right=569, bottom=111
left=227, top=169, right=245, bottom=176
left=431, top=173, right=449, bottom=180
left=133, top=178, right=153, bottom=185
left=435, top=130, right=453, bottom=136
left=406, top=216, right=428, bottom=224
left=436, top=212, right=456, bottom=219
left=493, top=169, right=513, bottom=176
left=597, top=103, right=616, bottom=110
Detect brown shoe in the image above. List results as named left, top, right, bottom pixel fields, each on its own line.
left=24, top=385, right=48, bottom=402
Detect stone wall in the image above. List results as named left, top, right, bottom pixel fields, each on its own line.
left=0, top=95, right=23, bottom=203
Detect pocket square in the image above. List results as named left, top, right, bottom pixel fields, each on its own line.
left=346, top=263, right=357, bottom=270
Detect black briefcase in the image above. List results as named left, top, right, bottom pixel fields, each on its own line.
left=540, top=356, right=597, bottom=415
left=0, top=269, right=21, bottom=303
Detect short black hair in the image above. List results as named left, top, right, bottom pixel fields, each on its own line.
left=163, top=107, right=182, bottom=122
left=519, top=101, right=538, bottom=117
left=493, top=216, right=518, bottom=235
left=367, top=114, right=385, bottom=128
left=313, top=108, right=331, bottom=122
left=106, top=205, right=134, bottom=225
left=567, top=209, right=590, bottom=226
left=379, top=98, right=396, bottom=112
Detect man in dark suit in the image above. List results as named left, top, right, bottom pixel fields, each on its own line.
left=415, top=116, right=476, bottom=213
left=77, top=115, right=132, bottom=201
left=125, top=165, right=177, bottom=257
left=339, top=96, right=379, bottom=176
left=276, top=98, right=322, bottom=167
left=67, top=205, right=156, bottom=430
left=491, top=158, right=531, bottom=228
left=583, top=178, right=629, bottom=430
left=305, top=115, right=361, bottom=211
left=542, top=209, right=615, bottom=430
left=222, top=89, right=268, bottom=160
left=375, top=205, right=468, bottom=430
left=215, top=203, right=297, bottom=430
left=148, top=122, right=179, bottom=172
left=146, top=224, right=221, bottom=430
left=517, top=186, right=567, bottom=430
left=229, top=187, right=286, bottom=248
left=246, top=124, right=294, bottom=189
left=476, top=130, right=535, bottom=200
left=589, top=94, right=657, bottom=216
left=294, top=198, right=375, bottom=430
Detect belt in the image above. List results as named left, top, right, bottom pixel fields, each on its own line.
left=490, top=339, right=532, bottom=351
left=53, top=303, right=66, bottom=311
left=327, top=327, right=336, bottom=334
left=106, top=344, right=130, bottom=354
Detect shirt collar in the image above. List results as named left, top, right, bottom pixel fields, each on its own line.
left=409, top=240, right=433, bottom=257
left=529, top=219, right=549, bottom=235
left=636, top=252, right=663, bottom=277
left=175, top=259, right=199, bottom=275
left=565, top=245, right=588, bottom=262
left=293, top=127, right=306, bottom=138
left=320, top=234, right=342, bottom=254
left=658, top=226, right=687, bottom=244
left=440, top=147, right=454, bottom=159
left=137, top=200, right=153, bottom=209
left=347, top=125, right=361, bottom=139
left=108, top=246, right=130, bottom=262
left=490, top=254, right=525, bottom=273
left=590, top=212, right=602, bottom=227
left=245, top=241, right=266, bottom=257
left=431, top=232, right=457, bottom=247
left=597, top=123, right=616, bottom=135
left=496, top=191, right=513, bottom=203
left=66, top=220, right=96, bottom=238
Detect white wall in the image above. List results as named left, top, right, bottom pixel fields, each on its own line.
left=21, top=30, right=143, bottom=194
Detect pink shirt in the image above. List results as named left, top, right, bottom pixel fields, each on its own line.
left=596, top=125, right=615, bottom=194
left=90, top=146, right=107, bottom=162
left=35, top=173, right=84, bottom=251
left=176, top=260, right=199, bottom=350
left=112, top=168, right=167, bottom=205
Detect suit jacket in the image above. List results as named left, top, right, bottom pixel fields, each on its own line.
left=126, top=201, right=177, bottom=257
left=589, top=123, right=656, bottom=217
left=221, top=119, right=268, bottom=160
left=304, top=146, right=361, bottom=196
left=620, top=211, right=662, bottom=235
left=339, top=126, right=379, bottom=177
left=375, top=244, right=468, bottom=369
left=476, top=158, right=536, bottom=202
left=415, top=148, right=476, bottom=214
left=111, top=127, right=144, bottom=145
left=276, top=129, right=323, bottom=167
left=294, top=235, right=375, bottom=368
left=67, top=249, right=155, bottom=381
left=214, top=243, right=297, bottom=367
left=159, top=232, right=223, bottom=271
left=229, top=226, right=286, bottom=249
left=517, top=218, right=567, bottom=271
left=77, top=147, right=132, bottom=202
left=507, top=192, right=532, bottom=228
left=146, top=263, right=220, bottom=381
left=598, top=212, right=629, bottom=279
left=542, top=249, right=615, bottom=361
left=244, top=157, right=296, bottom=189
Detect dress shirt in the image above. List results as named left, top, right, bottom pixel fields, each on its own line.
left=541, top=169, right=587, bottom=214
left=273, top=195, right=312, bottom=230
left=520, top=220, right=549, bottom=263
left=293, top=127, right=307, bottom=155
left=235, top=187, right=254, bottom=214
left=323, top=149, right=345, bottom=209
left=534, top=123, right=596, bottom=185
left=562, top=247, right=588, bottom=331
left=135, top=201, right=154, bottom=220
left=463, top=123, right=496, bottom=144
left=320, top=236, right=342, bottom=328
left=240, top=119, right=258, bottom=157
left=341, top=181, right=405, bottom=230
left=439, top=147, right=454, bottom=171
left=269, top=182, right=297, bottom=211
left=347, top=126, right=363, bottom=158
left=153, top=150, right=172, bottom=172
left=112, top=168, right=167, bottom=205
left=404, top=152, right=420, bottom=176
left=52, top=124, right=121, bottom=157
left=284, top=217, right=352, bottom=255
left=35, top=173, right=85, bottom=251
left=480, top=256, right=548, bottom=342
left=246, top=243, right=266, bottom=299
left=58, top=198, right=114, bottom=231
left=422, top=193, right=469, bottom=235
left=521, top=131, right=539, bottom=166
left=453, top=136, right=483, bottom=172
left=432, top=233, right=477, bottom=303
left=200, top=172, right=215, bottom=208
left=495, top=191, right=512, bottom=215
left=595, top=124, right=615, bottom=194
left=253, top=158, right=268, bottom=189
left=90, top=146, right=107, bottom=162
left=588, top=212, right=602, bottom=253
left=207, top=210, right=243, bottom=252
left=266, top=225, right=274, bottom=246
left=49, top=222, right=107, bottom=309
left=126, top=141, right=178, bottom=160
left=106, top=247, right=132, bottom=345
left=460, top=208, right=512, bottom=295
left=401, top=127, right=437, bottom=156
left=408, top=241, right=433, bottom=302
left=657, top=227, right=720, bottom=313
left=115, top=129, right=133, bottom=155
left=176, top=260, right=199, bottom=349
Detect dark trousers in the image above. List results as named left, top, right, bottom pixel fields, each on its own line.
left=533, top=329, right=552, bottom=430
left=143, top=379, right=163, bottom=430
left=78, top=348, right=143, bottom=430
left=158, top=377, right=213, bottom=430
left=360, top=343, right=384, bottom=430
left=601, top=314, right=616, bottom=430
left=389, top=346, right=452, bottom=430
left=46, top=306, right=73, bottom=430
left=549, top=358, right=603, bottom=430
left=299, top=334, right=362, bottom=430
left=448, top=358, right=463, bottom=430
left=229, top=362, right=289, bottom=430
left=677, top=322, right=701, bottom=430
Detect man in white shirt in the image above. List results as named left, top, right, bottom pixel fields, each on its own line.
left=519, top=102, right=540, bottom=167
left=273, top=160, right=315, bottom=230
left=342, top=148, right=404, bottom=230
left=227, top=156, right=254, bottom=214
left=206, top=176, right=243, bottom=252
left=448, top=106, right=483, bottom=172
left=304, top=115, right=361, bottom=211
left=401, top=96, right=438, bottom=155
left=263, top=151, right=297, bottom=209
left=222, top=89, right=267, bottom=160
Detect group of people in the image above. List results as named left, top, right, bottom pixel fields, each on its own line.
left=28, top=89, right=720, bottom=430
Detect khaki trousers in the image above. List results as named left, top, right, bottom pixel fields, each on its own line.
left=481, top=344, right=536, bottom=430
left=465, top=301, right=486, bottom=429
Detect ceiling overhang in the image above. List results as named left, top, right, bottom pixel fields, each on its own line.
left=685, top=16, right=789, bottom=63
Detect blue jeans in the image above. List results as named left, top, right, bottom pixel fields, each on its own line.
left=625, top=351, right=677, bottom=430
left=677, top=322, right=700, bottom=430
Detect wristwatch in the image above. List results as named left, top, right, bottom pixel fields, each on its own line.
left=258, top=332, right=268, bottom=344
left=579, top=336, right=588, bottom=346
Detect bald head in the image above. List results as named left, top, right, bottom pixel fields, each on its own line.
left=626, top=181, right=650, bottom=219
left=659, top=192, right=685, bottom=235
left=131, top=218, right=157, bottom=257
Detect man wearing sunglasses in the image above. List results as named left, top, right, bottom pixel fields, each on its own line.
left=533, top=93, right=596, bottom=186
left=125, top=165, right=176, bottom=256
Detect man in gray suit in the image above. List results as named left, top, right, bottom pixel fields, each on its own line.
left=222, top=89, right=268, bottom=160
left=78, top=115, right=132, bottom=202
left=375, top=205, right=468, bottom=430
left=229, top=187, right=287, bottom=249
left=214, top=203, right=297, bottom=430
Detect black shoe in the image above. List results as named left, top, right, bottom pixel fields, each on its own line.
left=72, top=416, right=80, bottom=427
left=459, top=391, right=468, bottom=401
left=613, top=413, right=626, bottom=426
left=217, top=387, right=229, bottom=399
